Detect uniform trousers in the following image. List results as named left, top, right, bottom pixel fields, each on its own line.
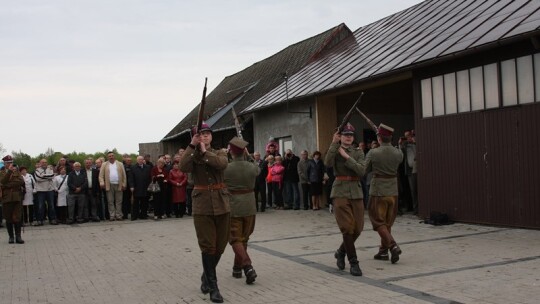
left=368, top=195, right=398, bottom=249
left=229, top=215, right=256, bottom=268
left=193, top=213, right=230, bottom=255
left=2, top=201, right=22, bottom=223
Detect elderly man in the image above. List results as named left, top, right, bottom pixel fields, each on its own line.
left=84, top=158, right=100, bottom=222
left=34, top=159, right=58, bottom=226
left=130, top=156, right=152, bottom=220
left=252, top=151, right=267, bottom=212
left=67, top=162, right=88, bottom=224
left=297, top=150, right=311, bottom=210
left=282, top=149, right=300, bottom=210
left=99, top=152, right=127, bottom=221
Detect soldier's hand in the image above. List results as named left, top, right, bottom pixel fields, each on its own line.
left=190, top=133, right=201, bottom=146
left=332, top=131, right=341, bottom=144
left=199, top=142, right=206, bottom=153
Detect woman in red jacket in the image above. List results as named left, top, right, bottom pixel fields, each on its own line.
left=151, top=158, right=169, bottom=220
left=168, top=161, right=187, bottom=218
left=270, top=156, right=285, bottom=210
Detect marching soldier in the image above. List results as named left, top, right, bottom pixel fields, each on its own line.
left=324, top=123, right=366, bottom=276
left=366, top=124, right=404, bottom=263
left=224, top=137, right=260, bottom=284
left=0, top=155, right=25, bottom=244
left=179, top=123, right=229, bottom=303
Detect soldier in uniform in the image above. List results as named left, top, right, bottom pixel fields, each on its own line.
left=324, top=123, right=365, bottom=276
left=365, top=124, right=404, bottom=264
left=0, top=155, right=25, bottom=244
left=179, top=123, right=229, bottom=304
left=224, top=137, right=260, bottom=285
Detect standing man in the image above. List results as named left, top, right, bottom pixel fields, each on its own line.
left=297, top=150, right=311, bottom=210
left=366, top=124, right=404, bottom=264
left=252, top=151, right=267, bottom=212
left=225, top=137, right=260, bottom=285
left=99, top=151, right=127, bottom=221
left=67, top=162, right=87, bottom=224
left=0, top=155, right=25, bottom=244
left=130, top=156, right=152, bottom=220
left=282, top=149, right=300, bottom=210
left=84, top=158, right=100, bottom=222
left=400, top=130, right=418, bottom=214
left=324, top=123, right=365, bottom=276
left=179, top=123, right=229, bottom=303
left=122, top=154, right=133, bottom=220
left=34, top=159, right=58, bottom=226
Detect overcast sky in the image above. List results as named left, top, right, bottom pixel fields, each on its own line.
left=0, top=0, right=423, bottom=157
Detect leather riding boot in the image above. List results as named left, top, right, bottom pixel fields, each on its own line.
left=15, top=223, right=24, bottom=244
left=200, top=272, right=210, bottom=294
left=202, top=253, right=224, bottom=303
left=342, top=234, right=358, bottom=262
left=6, top=223, right=15, bottom=244
left=232, top=266, right=243, bottom=278
left=334, top=242, right=346, bottom=270
left=349, top=257, right=363, bottom=276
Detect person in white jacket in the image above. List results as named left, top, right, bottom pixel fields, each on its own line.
left=53, top=166, right=69, bottom=224
left=20, top=167, right=37, bottom=225
left=34, top=159, right=58, bottom=225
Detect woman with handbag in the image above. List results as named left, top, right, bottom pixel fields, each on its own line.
left=151, top=159, right=168, bottom=220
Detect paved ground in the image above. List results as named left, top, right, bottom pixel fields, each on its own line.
left=1, top=208, right=539, bottom=304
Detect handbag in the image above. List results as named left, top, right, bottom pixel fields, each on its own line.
left=147, top=181, right=161, bottom=193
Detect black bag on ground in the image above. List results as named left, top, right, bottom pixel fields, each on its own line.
left=424, top=211, right=454, bottom=225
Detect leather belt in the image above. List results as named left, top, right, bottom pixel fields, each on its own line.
left=229, top=189, right=254, bottom=195
left=193, top=183, right=227, bottom=191
left=335, top=176, right=360, bottom=181
left=374, top=174, right=396, bottom=178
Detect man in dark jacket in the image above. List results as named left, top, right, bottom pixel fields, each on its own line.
left=252, top=151, right=267, bottom=212
left=84, top=158, right=101, bottom=222
left=67, top=162, right=88, bottom=224
left=129, top=156, right=152, bottom=220
left=282, top=149, right=300, bottom=210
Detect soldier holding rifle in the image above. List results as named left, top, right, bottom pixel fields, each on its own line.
left=0, top=155, right=25, bottom=244
left=325, top=93, right=366, bottom=276
left=179, top=79, right=229, bottom=303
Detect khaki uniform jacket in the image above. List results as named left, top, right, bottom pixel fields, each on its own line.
left=365, top=143, right=403, bottom=196
left=98, top=161, right=127, bottom=191
left=179, top=145, right=230, bottom=216
left=1, top=169, right=24, bottom=203
left=224, top=156, right=259, bottom=218
left=324, top=143, right=365, bottom=199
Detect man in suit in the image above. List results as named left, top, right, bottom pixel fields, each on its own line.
left=67, top=162, right=88, bottom=224
left=130, top=156, right=152, bottom=220
left=84, top=158, right=100, bottom=222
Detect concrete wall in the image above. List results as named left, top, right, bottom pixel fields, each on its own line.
left=252, top=99, right=317, bottom=155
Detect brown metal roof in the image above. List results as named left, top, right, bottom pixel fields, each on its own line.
left=244, top=0, right=540, bottom=113
left=162, top=24, right=354, bottom=141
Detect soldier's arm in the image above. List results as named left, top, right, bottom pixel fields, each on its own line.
left=2, top=171, right=24, bottom=188
left=344, top=151, right=365, bottom=177
left=364, top=150, right=373, bottom=174
left=324, top=143, right=340, bottom=168
left=179, top=146, right=196, bottom=173
left=203, top=149, right=228, bottom=170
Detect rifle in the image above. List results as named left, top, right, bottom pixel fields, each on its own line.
left=355, top=107, right=378, bottom=133
left=337, top=92, right=364, bottom=133
left=195, top=77, right=208, bottom=135
left=231, top=106, right=242, bottom=139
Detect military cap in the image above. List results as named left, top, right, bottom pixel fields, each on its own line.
left=377, top=123, right=394, bottom=136
left=229, top=136, right=248, bottom=155
left=340, top=123, right=355, bottom=135
left=2, top=155, right=13, bottom=162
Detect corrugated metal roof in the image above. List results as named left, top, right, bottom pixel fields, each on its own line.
left=244, top=0, right=540, bottom=113
left=162, top=24, right=354, bottom=141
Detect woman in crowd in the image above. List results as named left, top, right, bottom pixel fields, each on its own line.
left=168, top=161, right=187, bottom=218
left=20, top=167, right=37, bottom=225
left=265, top=155, right=275, bottom=209
left=151, top=158, right=169, bottom=220
left=307, top=151, right=325, bottom=210
left=53, top=166, right=69, bottom=224
left=270, top=156, right=285, bottom=210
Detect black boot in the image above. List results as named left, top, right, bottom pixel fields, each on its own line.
left=349, top=257, right=362, bottom=276
left=244, top=265, right=257, bottom=285
left=374, top=246, right=389, bottom=261
left=202, top=253, right=224, bottom=303
left=6, top=223, right=14, bottom=244
left=200, top=273, right=210, bottom=294
left=232, top=266, right=243, bottom=278
left=15, top=223, right=24, bottom=244
left=334, top=243, right=346, bottom=270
